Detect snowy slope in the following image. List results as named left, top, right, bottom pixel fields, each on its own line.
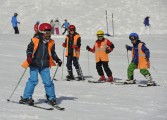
left=0, top=34, right=167, bottom=120
left=0, top=0, right=167, bottom=120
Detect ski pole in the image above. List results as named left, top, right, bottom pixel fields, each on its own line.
left=52, top=65, right=59, bottom=82
left=151, top=65, right=167, bottom=86
left=61, top=47, right=65, bottom=80
left=77, top=58, right=84, bottom=80
left=87, top=51, right=90, bottom=80
left=127, top=49, right=129, bottom=65
left=7, top=68, right=28, bottom=101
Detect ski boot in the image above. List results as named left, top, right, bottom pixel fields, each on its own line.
left=19, top=96, right=34, bottom=106
left=66, top=75, right=75, bottom=81
left=124, top=79, right=136, bottom=84
left=145, top=74, right=154, bottom=86
left=76, top=69, right=85, bottom=81
left=66, top=70, right=75, bottom=81
left=98, top=76, right=106, bottom=82
left=147, top=80, right=154, bottom=86
left=48, top=99, right=57, bottom=106
left=106, top=76, right=114, bottom=82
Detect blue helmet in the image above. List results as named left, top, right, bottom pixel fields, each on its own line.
left=129, top=33, right=139, bottom=40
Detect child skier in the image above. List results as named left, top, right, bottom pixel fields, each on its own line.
left=125, top=33, right=154, bottom=86
left=20, top=23, right=62, bottom=106
left=86, top=30, right=114, bottom=82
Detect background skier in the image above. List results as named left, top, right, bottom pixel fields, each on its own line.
left=54, top=18, right=60, bottom=35
left=11, top=13, right=20, bottom=34
left=34, top=21, right=40, bottom=33
left=143, top=16, right=150, bottom=28
left=61, top=19, right=70, bottom=35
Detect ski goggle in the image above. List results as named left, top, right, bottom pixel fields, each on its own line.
left=129, top=36, right=137, bottom=41
left=40, top=30, right=52, bottom=35
left=97, top=34, right=104, bottom=38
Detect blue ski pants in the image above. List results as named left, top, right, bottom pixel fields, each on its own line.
left=23, top=67, right=56, bottom=100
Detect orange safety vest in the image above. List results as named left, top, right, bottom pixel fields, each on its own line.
left=132, top=43, right=150, bottom=69
left=65, top=34, right=80, bottom=58
left=22, top=38, right=56, bottom=68
left=95, top=39, right=109, bottom=62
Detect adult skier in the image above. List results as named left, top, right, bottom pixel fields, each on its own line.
left=54, top=18, right=60, bottom=35
left=125, top=33, right=153, bottom=86
left=61, top=19, right=70, bottom=35
left=11, top=13, right=20, bottom=34
left=143, top=16, right=150, bottom=28
left=62, top=25, right=84, bottom=81
left=20, top=23, right=62, bottom=106
left=86, top=30, right=114, bottom=82
left=34, top=21, right=40, bottom=33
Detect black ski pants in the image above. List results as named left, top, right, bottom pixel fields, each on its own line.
left=13, top=27, right=19, bottom=34
left=66, top=55, right=79, bottom=71
left=96, top=61, right=112, bottom=77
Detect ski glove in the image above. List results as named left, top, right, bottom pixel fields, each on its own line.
left=27, top=54, right=32, bottom=64
left=72, top=45, right=78, bottom=49
left=125, top=44, right=129, bottom=50
left=62, top=43, right=66, bottom=47
left=56, top=59, right=62, bottom=67
left=106, top=48, right=112, bottom=54
left=146, top=58, right=149, bottom=62
left=86, top=46, right=90, bottom=51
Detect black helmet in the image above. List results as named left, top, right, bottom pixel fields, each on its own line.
left=14, top=13, right=18, bottom=16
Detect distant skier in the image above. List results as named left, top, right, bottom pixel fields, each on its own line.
left=143, top=16, right=150, bottom=29
left=34, top=21, right=40, bottom=33
left=54, top=18, right=60, bottom=35
left=125, top=33, right=153, bottom=86
left=86, top=30, right=115, bottom=82
left=62, top=25, right=84, bottom=81
left=61, top=19, right=70, bottom=35
left=20, top=23, right=62, bottom=106
left=11, top=13, right=20, bottom=34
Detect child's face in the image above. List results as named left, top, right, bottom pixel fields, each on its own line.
left=131, top=39, right=137, bottom=44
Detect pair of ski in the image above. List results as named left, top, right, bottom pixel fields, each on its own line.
left=54, top=75, right=93, bottom=81
left=88, top=77, right=124, bottom=83
left=88, top=78, right=159, bottom=87
left=9, top=100, right=65, bottom=111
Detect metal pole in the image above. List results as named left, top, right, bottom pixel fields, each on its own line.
left=61, top=47, right=65, bottom=80
left=112, top=13, right=115, bottom=37
left=7, top=68, right=28, bottom=101
left=127, top=50, right=129, bottom=65
left=105, top=10, right=109, bottom=34
left=52, top=66, right=59, bottom=81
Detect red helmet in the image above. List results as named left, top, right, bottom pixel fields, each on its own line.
left=39, top=23, right=52, bottom=32
left=68, top=25, right=76, bottom=31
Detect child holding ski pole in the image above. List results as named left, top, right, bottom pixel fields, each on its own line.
left=20, top=23, right=62, bottom=106
left=125, top=33, right=154, bottom=86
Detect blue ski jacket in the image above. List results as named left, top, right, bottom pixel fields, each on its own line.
left=11, top=16, right=19, bottom=27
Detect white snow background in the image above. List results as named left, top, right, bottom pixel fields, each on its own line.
left=0, top=0, right=167, bottom=120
